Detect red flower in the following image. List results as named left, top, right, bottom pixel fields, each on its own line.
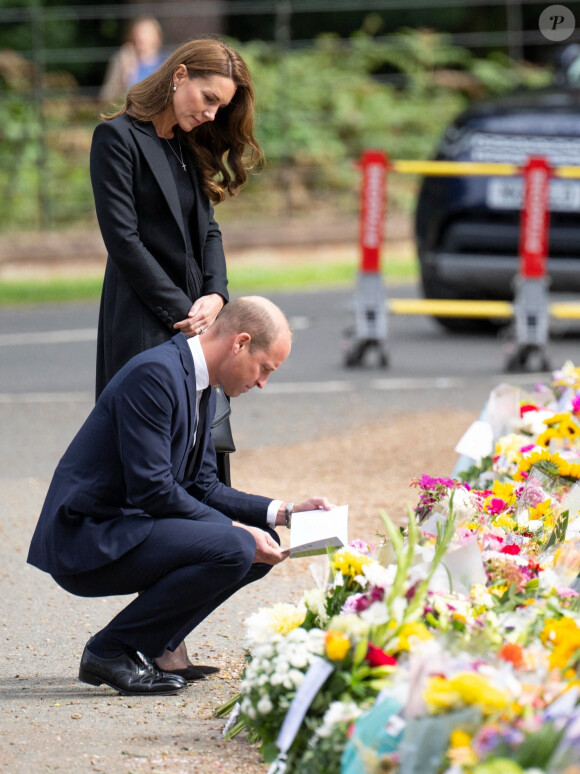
left=520, top=404, right=538, bottom=416
left=500, top=544, right=521, bottom=555
left=366, top=643, right=397, bottom=667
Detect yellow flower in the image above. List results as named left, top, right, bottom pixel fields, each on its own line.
left=541, top=617, right=580, bottom=669
left=558, top=459, right=580, bottom=480
left=529, top=499, right=553, bottom=520
left=425, top=672, right=509, bottom=716
left=424, top=676, right=461, bottom=712
left=330, top=548, right=372, bottom=578
left=449, top=729, right=472, bottom=748
left=492, top=513, right=516, bottom=530
left=536, top=428, right=558, bottom=447
left=324, top=629, right=351, bottom=661
left=269, top=603, right=306, bottom=636
left=494, top=434, right=533, bottom=464
left=447, top=729, right=477, bottom=766
left=543, top=412, right=571, bottom=427
left=396, top=622, right=432, bottom=651
left=491, top=480, right=517, bottom=506
left=514, top=449, right=565, bottom=481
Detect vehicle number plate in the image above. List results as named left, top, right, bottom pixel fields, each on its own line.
left=487, top=177, right=580, bottom=212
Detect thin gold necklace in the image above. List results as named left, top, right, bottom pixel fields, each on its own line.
left=164, top=136, right=187, bottom=171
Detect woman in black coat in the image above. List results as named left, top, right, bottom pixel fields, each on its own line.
left=91, top=36, right=262, bottom=396
left=90, top=37, right=263, bottom=679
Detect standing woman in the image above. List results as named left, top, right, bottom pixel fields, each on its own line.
left=91, top=36, right=262, bottom=397
left=90, top=37, right=262, bottom=679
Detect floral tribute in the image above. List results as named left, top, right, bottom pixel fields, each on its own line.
left=217, top=361, right=580, bottom=774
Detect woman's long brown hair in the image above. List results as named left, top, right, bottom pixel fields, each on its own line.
left=105, top=37, right=264, bottom=203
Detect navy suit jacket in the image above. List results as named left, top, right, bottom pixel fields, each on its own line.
left=27, top=334, right=271, bottom=576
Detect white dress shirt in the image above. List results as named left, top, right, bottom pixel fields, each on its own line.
left=187, top=335, right=280, bottom=528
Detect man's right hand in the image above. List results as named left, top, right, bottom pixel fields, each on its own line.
left=235, top=524, right=285, bottom=565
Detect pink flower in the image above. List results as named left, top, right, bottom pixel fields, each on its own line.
left=349, top=538, right=374, bottom=555
left=557, top=587, right=580, bottom=598
left=487, top=498, right=507, bottom=515
left=520, top=444, right=536, bottom=454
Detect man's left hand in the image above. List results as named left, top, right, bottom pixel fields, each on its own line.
left=275, top=496, right=336, bottom=527
left=294, top=496, right=336, bottom=513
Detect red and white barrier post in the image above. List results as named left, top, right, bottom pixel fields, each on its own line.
left=507, top=156, right=551, bottom=371
left=344, top=150, right=389, bottom=368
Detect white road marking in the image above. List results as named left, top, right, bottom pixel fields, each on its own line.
left=0, top=392, right=92, bottom=404
left=0, top=329, right=97, bottom=347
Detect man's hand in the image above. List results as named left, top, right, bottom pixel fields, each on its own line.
left=294, top=496, right=336, bottom=513
left=275, top=496, right=337, bottom=527
left=235, top=524, right=286, bottom=565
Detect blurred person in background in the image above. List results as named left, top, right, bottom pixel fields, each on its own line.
left=100, top=16, right=167, bottom=102
left=90, top=35, right=263, bottom=677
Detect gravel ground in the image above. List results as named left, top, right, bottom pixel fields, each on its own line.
left=0, top=408, right=474, bottom=774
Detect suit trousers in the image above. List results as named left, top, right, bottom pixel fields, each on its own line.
left=52, top=512, right=278, bottom=658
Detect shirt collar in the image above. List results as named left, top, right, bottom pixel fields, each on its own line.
left=187, top=335, right=210, bottom=392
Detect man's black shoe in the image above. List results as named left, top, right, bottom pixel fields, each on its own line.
left=79, top=641, right=187, bottom=696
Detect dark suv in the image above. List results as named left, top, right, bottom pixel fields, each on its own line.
left=415, top=86, right=580, bottom=330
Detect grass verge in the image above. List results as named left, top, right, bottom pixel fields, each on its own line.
left=0, top=256, right=417, bottom=306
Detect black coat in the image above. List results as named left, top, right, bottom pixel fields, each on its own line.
left=90, top=113, right=229, bottom=397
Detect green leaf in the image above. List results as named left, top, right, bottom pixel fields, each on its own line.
left=352, top=638, right=368, bottom=667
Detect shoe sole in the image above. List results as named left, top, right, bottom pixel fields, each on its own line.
left=79, top=668, right=186, bottom=696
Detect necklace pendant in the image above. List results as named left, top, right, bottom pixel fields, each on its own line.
left=181, top=162, right=187, bottom=171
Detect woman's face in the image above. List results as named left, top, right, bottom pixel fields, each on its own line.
left=172, top=70, right=237, bottom=133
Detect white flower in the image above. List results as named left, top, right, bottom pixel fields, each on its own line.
left=435, top=486, right=477, bottom=524
left=517, top=408, right=554, bottom=436
left=283, top=669, right=305, bottom=690
left=391, top=597, right=408, bottom=623
left=360, top=601, right=391, bottom=625
left=315, top=700, right=362, bottom=738
left=302, top=588, right=329, bottom=624
left=363, top=561, right=396, bottom=589
left=257, top=695, right=273, bottom=715
left=245, top=603, right=306, bottom=646
left=328, top=613, right=371, bottom=639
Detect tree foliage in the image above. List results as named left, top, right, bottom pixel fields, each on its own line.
left=0, top=28, right=553, bottom=230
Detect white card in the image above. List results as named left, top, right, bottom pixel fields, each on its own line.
left=290, top=505, right=349, bottom=558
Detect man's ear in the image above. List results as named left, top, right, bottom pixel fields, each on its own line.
left=234, top=332, right=251, bottom=353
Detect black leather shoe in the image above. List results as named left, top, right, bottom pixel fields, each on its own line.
left=79, top=640, right=187, bottom=696
left=163, top=664, right=220, bottom=681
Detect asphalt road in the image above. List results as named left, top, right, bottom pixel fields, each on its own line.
left=1, top=285, right=579, bottom=480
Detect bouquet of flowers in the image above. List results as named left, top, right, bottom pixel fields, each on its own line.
left=216, top=363, right=580, bottom=774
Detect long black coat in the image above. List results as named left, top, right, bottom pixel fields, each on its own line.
left=90, top=113, right=229, bottom=397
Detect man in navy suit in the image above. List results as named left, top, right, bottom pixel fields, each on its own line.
left=28, top=296, right=333, bottom=696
